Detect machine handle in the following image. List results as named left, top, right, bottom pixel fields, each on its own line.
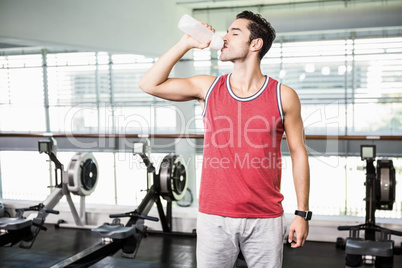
left=338, top=224, right=402, bottom=237
left=390, top=229, right=402, bottom=236
left=109, top=212, right=159, bottom=222
left=15, top=203, right=59, bottom=215
left=337, top=226, right=353, bottom=231
left=138, top=214, right=159, bottom=222
left=109, top=213, right=129, bottom=218
left=44, top=208, right=60, bottom=215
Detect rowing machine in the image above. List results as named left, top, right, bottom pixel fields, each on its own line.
left=337, top=145, right=402, bottom=267
left=50, top=139, right=189, bottom=267
left=0, top=137, right=98, bottom=249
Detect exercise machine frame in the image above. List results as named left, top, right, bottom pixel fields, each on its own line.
left=0, top=203, right=59, bottom=248
left=38, top=138, right=97, bottom=227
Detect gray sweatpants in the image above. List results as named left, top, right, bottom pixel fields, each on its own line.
left=196, top=212, right=286, bottom=268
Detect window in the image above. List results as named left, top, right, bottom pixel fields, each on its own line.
left=0, top=54, right=46, bottom=132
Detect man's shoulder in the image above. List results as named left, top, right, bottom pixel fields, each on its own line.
left=280, top=83, right=297, bottom=95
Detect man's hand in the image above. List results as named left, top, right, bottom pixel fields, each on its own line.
left=288, top=216, right=309, bottom=248
left=180, top=34, right=211, bottom=50
left=180, top=21, right=215, bottom=50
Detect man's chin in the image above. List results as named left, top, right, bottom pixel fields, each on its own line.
left=218, top=56, right=231, bottom=62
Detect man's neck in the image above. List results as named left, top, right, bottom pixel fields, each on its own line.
left=230, top=61, right=265, bottom=97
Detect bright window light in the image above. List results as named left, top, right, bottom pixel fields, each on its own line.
left=305, top=63, right=315, bottom=73
left=338, top=65, right=347, bottom=75
left=321, top=66, right=331, bottom=75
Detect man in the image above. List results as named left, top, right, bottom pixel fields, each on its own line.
left=140, top=10, right=310, bottom=268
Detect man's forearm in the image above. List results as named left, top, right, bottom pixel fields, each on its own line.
left=292, top=148, right=310, bottom=211
left=139, top=39, right=190, bottom=92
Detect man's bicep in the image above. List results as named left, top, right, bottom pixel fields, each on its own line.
left=281, top=86, right=306, bottom=152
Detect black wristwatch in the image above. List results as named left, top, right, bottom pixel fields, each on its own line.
left=294, top=210, right=313, bottom=221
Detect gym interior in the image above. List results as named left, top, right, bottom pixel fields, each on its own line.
left=0, top=0, right=401, bottom=267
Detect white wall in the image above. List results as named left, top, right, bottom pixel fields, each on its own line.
left=0, top=0, right=190, bottom=57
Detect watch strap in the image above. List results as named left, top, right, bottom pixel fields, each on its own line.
left=294, top=210, right=312, bottom=221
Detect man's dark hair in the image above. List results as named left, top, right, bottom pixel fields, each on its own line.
left=236, top=10, right=276, bottom=60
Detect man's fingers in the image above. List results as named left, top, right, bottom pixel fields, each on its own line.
left=288, top=229, right=295, bottom=244
left=290, top=233, right=307, bottom=248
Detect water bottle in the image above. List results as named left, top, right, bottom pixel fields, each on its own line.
left=177, top=14, right=224, bottom=51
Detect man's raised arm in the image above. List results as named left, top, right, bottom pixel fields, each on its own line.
left=139, top=31, right=216, bottom=103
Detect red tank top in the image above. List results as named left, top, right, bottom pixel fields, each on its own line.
left=199, top=74, right=285, bottom=218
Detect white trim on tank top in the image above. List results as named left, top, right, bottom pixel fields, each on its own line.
left=226, top=73, right=269, bottom=102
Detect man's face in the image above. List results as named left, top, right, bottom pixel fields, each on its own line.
left=219, top=18, right=251, bottom=62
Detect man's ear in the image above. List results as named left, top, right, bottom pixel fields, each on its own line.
left=250, top=38, right=263, bottom=52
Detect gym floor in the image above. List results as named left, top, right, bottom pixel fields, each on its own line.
left=0, top=224, right=401, bottom=267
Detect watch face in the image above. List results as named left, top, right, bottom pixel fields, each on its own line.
left=306, top=212, right=312, bottom=220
